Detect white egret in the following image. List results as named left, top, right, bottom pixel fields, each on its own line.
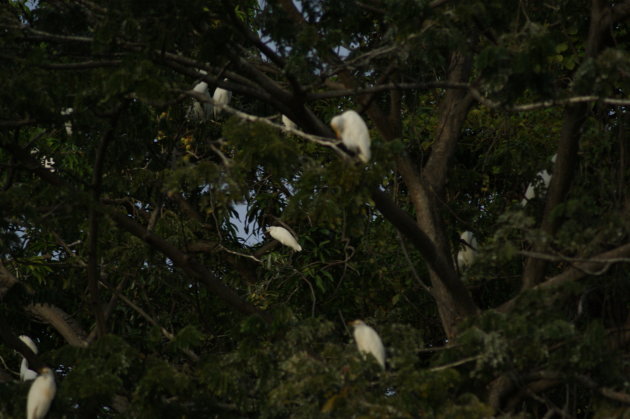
left=188, top=81, right=212, bottom=122
left=521, top=169, right=553, bottom=206
left=521, top=154, right=556, bottom=206
left=19, top=335, right=38, bottom=381
left=60, top=107, right=73, bottom=136
left=212, top=81, right=232, bottom=119
left=26, top=367, right=56, bottom=419
left=266, top=226, right=302, bottom=252
left=330, top=110, right=371, bottom=163
left=349, top=320, right=385, bottom=369
left=457, top=230, right=478, bottom=271
left=282, top=115, right=297, bottom=131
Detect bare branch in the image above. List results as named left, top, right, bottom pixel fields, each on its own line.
left=519, top=249, right=630, bottom=275
left=99, top=280, right=199, bottom=362
left=184, top=89, right=343, bottom=151
left=87, top=111, right=121, bottom=339
left=429, top=355, right=480, bottom=371
left=25, top=303, right=89, bottom=348
left=371, top=188, right=478, bottom=317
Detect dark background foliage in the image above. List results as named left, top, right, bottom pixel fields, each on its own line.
left=0, top=0, right=629, bottom=417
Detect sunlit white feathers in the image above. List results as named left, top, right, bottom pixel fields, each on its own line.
left=29, top=149, right=55, bottom=173
left=521, top=169, right=553, bottom=206
left=212, top=82, right=232, bottom=119
left=457, top=230, right=478, bottom=270
left=349, top=320, right=385, bottom=369
left=521, top=154, right=556, bottom=206
left=27, top=367, right=56, bottom=419
left=60, top=107, right=73, bottom=136
left=330, top=110, right=371, bottom=163
left=19, top=335, right=38, bottom=381
left=267, top=226, right=302, bottom=252
left=188, top=81, right=212, bottom=122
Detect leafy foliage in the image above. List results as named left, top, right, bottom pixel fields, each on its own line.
left=0, top=0, right=629, bottom=417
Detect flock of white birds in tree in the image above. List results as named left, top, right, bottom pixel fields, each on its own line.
left=22, top=73, right=563, bottom=413
left=457, top=230, right=478, bottom=271
left=349, top=320, right=386, bottom=370
left=17, top=335, right=56, bottom=419
left=188, top=77, right=232, bottom=122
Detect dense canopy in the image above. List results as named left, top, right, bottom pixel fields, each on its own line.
left=1, top=0, right=630, bottom=417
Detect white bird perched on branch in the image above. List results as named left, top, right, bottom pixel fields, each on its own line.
left=60, top=107, right=73, bottom=136
left=349, top=320, right=385, bottom=369
left=27, top=367, right=56, bottom=419
left=330, top=110, right=371, bottom=163
left=212, top=82, right=232, bottom=119
left=188, top=81, right=212, bottom=122
left=282, top=115, right=297, bottom=131
left=457, top=230, right=478, bottom=271
left=521, top=154, right=556, bottom=206
left=266, top=226, right=302, bottom=252
left=521, top=169, right=552, bottom=206
left=19, top=335, right=38, bottom=381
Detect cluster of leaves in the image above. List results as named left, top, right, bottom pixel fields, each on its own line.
left=0, top=0, right=629, bottom=417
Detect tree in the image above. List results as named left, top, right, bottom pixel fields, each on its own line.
left=1, top=0, right=630, bottom=417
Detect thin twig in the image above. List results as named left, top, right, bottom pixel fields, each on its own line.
left=99, top=280, right=199, bottom=362
left=429, top=355, right=480, bottom=371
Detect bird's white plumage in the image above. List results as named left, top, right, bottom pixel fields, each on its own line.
left=521, top=154, right=556, bottom=206
left=29, top=149, right=55, bottom=173
left=21, top=359, right=38, bottom=381
left=19, top=335, right=38, bottom=381
left=521, top=169, right=552, bottom=206
left=282, top=115, right=297, bottom=130
left=27, top=367, right=56, bottom=419
left=330, top=110, right=371, bottom=163
left=60, top=107, right=73, bottom=136
left=457, top=230, right=478, bottom=270
left=267, top=226, right=302, bottom=252
left=188, top=81, right=212, bottom=122
left=539, top=169, right=551, bottom=188
left=19, top=335, right=38, bottom=354
left=212, top=84, right=232, bottom=119
left=350, top=320, right=385, bottom=369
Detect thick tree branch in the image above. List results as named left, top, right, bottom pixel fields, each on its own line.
left=26, top=303, right=89, bottom=348
left=102, top=207, right=271, bottom=322
left=424, top=52, right=474, bottom=192
left=371, top=188, right=478, bottom=316
left=499, top=243, right=630, bottom=313
left=87, top=113, right=120, bottom=339
left=522, top=0, right=619, bottom=289
left=538, top=243, right=630, bottom=289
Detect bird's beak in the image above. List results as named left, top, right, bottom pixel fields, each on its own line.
left=330, top=121, right=340, bottom=139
